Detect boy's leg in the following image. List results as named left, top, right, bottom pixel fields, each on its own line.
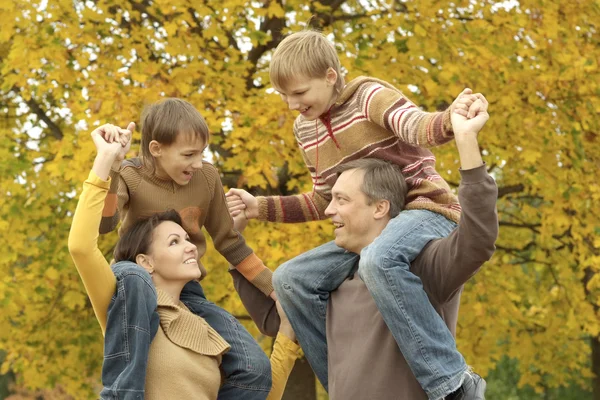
left=101, top=261, right=160, bottom=400
left=273, top=241, right=359, bottom=390
left=180, top=281, right=272, bottom=400
left=359, top=209, right=467, bottom=400
left=229, top=269, right=280, bottom=337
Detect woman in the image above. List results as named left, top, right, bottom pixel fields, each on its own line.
left=68, top=126, right=298, bottom=399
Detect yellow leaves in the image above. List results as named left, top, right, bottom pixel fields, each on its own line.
left=413, top=24, right=427, bottom=37
left=266, top=2, right=285, bottom=18
left=63, top=290, right=87, bottom=311
left=45, top=267, right=59, bottom=281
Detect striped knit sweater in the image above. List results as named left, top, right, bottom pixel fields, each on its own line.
left=100, top=158, right=274, bottom=296
left=257, top=76, right=461, bottom=224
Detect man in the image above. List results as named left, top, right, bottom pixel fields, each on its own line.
left=232, top=95, right=495, bottom=399
left=325, top=107, right=497, bottom=399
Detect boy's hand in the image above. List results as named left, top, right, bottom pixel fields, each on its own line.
left=91, top=124, right=125, bottom=160
left=232, top=210, right=249, bottom=233
left=451, top=94, right=489, bottom=139
left=226, top=189, right=259, bottom=219
left=111, top=122, right=134, bottom=170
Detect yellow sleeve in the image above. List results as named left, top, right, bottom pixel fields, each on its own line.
left=267, top=333, right=300, bottom=400
left=68, top=170, right=117, bottom=336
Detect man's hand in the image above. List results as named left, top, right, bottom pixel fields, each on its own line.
left=226, top=188, right=259, bottom=219
left=451, top=94, right=489, bottom=139
left=450, top=88, right=478, bottom=118
left=451, top=94, right=489, bottom=170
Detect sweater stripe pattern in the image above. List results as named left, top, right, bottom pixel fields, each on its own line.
left=257, top=76, right=461, bottom=224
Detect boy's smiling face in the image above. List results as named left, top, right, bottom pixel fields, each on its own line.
left=276, top=68, right=338, bottom=121
left=150, top=133, right=206, bottom=186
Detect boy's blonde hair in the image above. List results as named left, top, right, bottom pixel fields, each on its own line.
left=270, top=30, right=344, bottom=93
left=140, top=98, right=209, bottom=169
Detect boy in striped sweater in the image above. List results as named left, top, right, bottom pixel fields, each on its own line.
left=227, top=30, right=486, bottom=400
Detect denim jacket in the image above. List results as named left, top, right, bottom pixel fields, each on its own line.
left=100, top=261, right=159, bottom=400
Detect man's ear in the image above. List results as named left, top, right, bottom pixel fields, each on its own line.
left=373, top=199, right=391, bottom=220
left=326, top=67, right=338, bottom=87
left=149, top=140, right=162, bottom=158
left=136, top=254, right=155, bottom=275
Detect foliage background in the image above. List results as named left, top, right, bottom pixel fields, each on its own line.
left=0, top=0, right=599, bottom=398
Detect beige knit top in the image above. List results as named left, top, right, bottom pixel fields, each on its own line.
left=145, top=290, right=230, bottom=399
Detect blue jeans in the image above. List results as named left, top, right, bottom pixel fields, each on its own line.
left=273, top=209, right=467, bottom=400
left=100, top=261, right=272, bottom=400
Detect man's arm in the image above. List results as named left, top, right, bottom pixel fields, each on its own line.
left=412, top=95, right=498, bottom=302
left=414, top=165, right=498, bottom=303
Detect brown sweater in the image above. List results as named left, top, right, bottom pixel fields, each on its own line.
left=231, top=164, right=498, bottom=399
left=100, top=158, right=273, bottom=296
left=257, top=76, right=461, bottom=224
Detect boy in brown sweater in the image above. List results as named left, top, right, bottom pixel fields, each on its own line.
left=97, top=99, right=275, bottom=399
left=227, top=30, right=486, bottom=399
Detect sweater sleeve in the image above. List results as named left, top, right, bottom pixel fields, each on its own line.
left=99, top=164, right=130, bottom=234
left=68, top=170, right=118, bottom=335
left=256, top=130, right=331, bottom=223
left=202, top=165, right=274, bottom=296
left=360, top=82, right=454, bottom=148
left=412, top=164, right=498, bottom=303
left=267, top=333, right=300, bottom=400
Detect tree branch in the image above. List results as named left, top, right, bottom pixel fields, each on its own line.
left=498, top=183, right=525, bottom=198
left=25, top=98, right=64, bottom=140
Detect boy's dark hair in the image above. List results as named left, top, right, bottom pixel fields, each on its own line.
left=335, top=158, right=408, bottom=218
left=114, top=209, right=182, bottom=262
left=140, top=98, right=209, bottom=170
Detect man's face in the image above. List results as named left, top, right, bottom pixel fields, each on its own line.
left=276, top=70, right=337, bottom=121
left=324, top=169, right=379, bottom=254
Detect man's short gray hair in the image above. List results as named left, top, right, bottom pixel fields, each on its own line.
left=335, top=158, right=407, bottom=218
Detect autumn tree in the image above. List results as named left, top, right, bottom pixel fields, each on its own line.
left=0, top=0, right=598, bottom=398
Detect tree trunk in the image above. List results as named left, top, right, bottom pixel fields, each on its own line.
left=593, top=335, right=600, bottom=400
left=282, top=357, right=316, bottom=400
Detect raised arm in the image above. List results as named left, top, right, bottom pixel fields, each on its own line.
left=68, top=124, right=131, bottom=334
left=413, top=95, right=498, bottom=302
left=99, top=122, right=134, bottom=234
left=359, top=79, right=480, bottom=148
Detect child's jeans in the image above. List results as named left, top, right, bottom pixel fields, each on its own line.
left=273, top=209, right=467, bottom=400
left=100, top=261, right=272, bottom=400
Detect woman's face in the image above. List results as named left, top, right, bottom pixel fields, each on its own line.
left=148, top=221, right=201, bottom=282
